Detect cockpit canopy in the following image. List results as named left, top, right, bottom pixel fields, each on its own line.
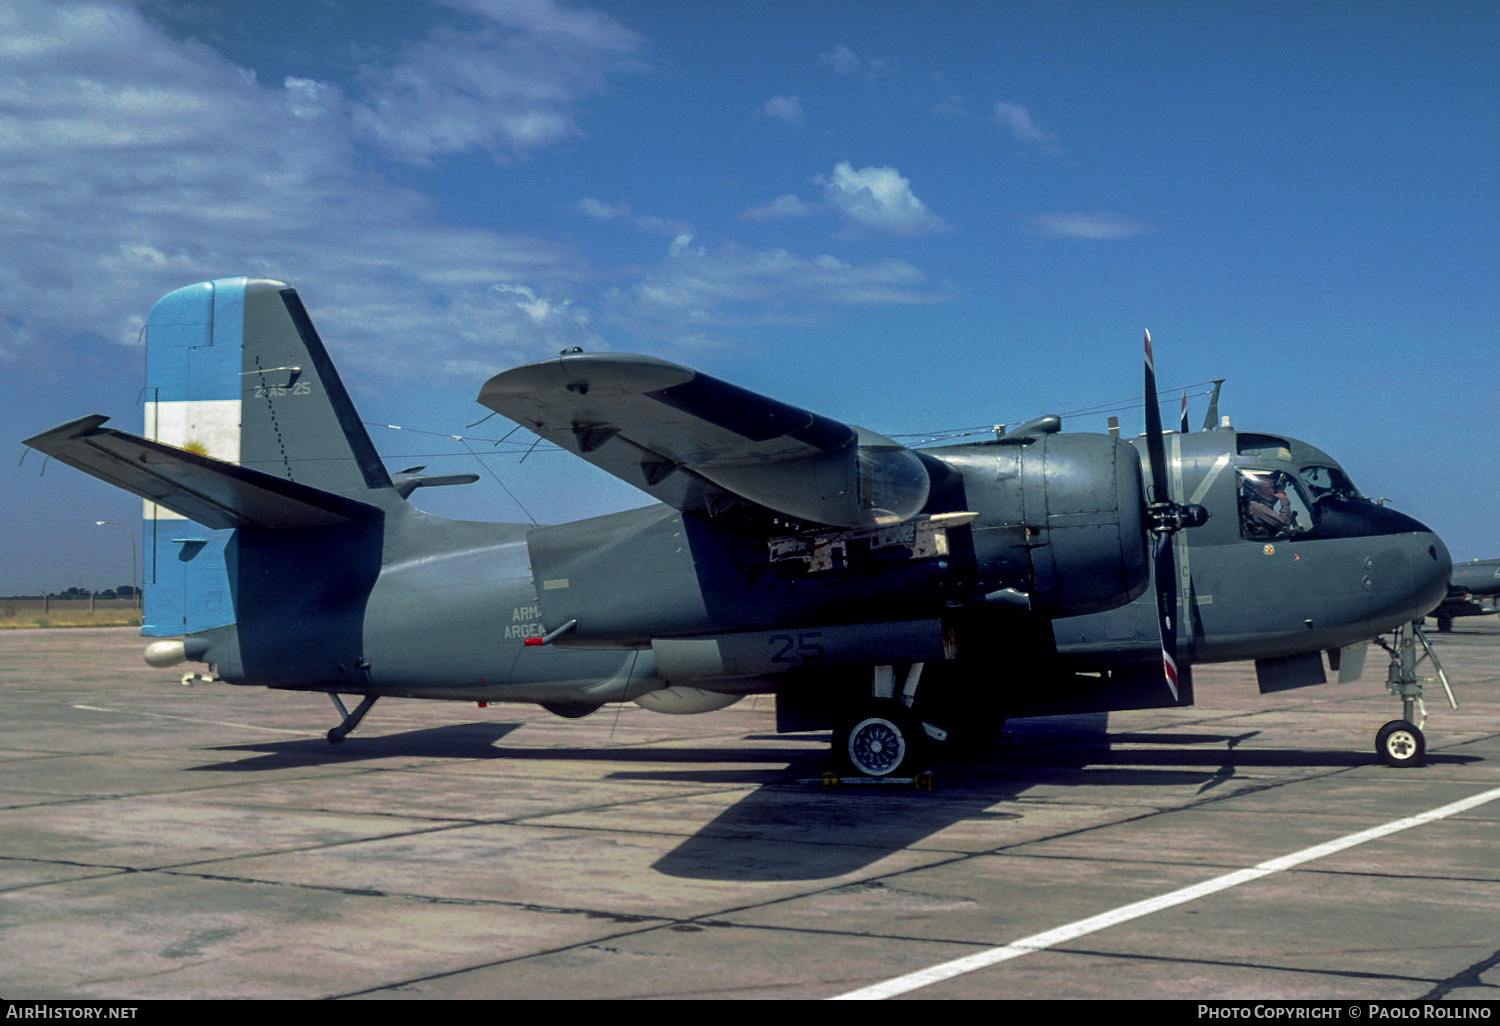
left=1231, top=433, right=1371, bottom=541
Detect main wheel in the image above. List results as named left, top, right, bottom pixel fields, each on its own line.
left=1375, top=719, right=1425, bottom=767
left=838, top=703, right=924, bottom=777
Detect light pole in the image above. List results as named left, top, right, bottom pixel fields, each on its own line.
left=95, top=521, right=139, bottom=614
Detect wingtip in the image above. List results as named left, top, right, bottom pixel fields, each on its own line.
left=22, top=413, right=111, bottom=450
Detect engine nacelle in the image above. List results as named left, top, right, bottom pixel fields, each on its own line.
left=951, top=432, right=1149, bottom=617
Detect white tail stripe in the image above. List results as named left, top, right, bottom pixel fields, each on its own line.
left=143, top=399, right=242, bottom=520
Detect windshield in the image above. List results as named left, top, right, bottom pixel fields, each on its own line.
left=1238, top=468, right=1315, bottom=539
left=1300, top=465, right=1363, bottom=503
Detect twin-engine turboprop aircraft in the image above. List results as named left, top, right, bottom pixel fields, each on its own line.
left=24, top=278, right=1453, bottom=776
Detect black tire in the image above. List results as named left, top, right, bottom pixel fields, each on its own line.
left=837, top=702, right=925, bottom=777
left=1375, top=719, right=1425, bottom=768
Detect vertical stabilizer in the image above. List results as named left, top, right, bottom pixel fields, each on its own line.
left=141, top=278, right=392, bottom=636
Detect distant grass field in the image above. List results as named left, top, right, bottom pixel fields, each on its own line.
left=0, top=598, right=142, bottom=629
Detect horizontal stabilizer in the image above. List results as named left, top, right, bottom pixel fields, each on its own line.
left=478, top=353, right=930, bottom=527
left=24, top=415, right=382, bottom=530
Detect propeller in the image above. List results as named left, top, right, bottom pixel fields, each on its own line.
left=1142, top=330, right=1210, bottom=700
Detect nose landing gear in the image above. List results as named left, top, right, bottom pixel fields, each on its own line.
left=1372, top=621, right=1455, bottom=768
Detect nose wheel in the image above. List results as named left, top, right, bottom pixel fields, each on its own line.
left=1375, top=719, right=1425, bottom=768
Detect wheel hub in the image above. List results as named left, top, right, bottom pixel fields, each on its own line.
left=849, top=717, right=905, bottom=775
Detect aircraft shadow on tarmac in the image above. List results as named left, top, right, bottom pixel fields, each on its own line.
left=191, top=722, right=528, bottom=770
left=189, top=716, right=1479, bottom=883
left=190, top=721, right=825, bottom=774
left=646, top=727, right=1478, bottom=882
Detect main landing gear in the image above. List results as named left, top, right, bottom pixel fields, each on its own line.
left=833, top=664, right=944, bottom=779
left=1372, top=621, right=1455, bottom=768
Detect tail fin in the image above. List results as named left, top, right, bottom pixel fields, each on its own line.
left=137, top=278, right=390, bottom=637
left=144, top=278, right=392, bottom=498
left=26, top=278, right=392, bottom=640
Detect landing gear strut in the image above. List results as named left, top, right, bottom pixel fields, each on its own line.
left=1372, top=621, right=1455, bottom=768
left=326, top=693, right=379, bottom=744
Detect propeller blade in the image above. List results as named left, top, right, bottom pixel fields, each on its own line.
left=1142, top=331, right=1170, bottom=507
left=1155, top=534, right=1180, bottom=701
left=1144, top=330, right=1179, bottom=701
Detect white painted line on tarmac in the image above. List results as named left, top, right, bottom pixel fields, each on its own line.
left=72, top=703, right=319, bottom=736
left=833, top=783, right=1500, bottom=1000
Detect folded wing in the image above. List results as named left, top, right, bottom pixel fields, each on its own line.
left=478, top=353, right=930, bottom=527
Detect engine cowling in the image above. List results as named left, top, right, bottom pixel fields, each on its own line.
left=952, top=432, right=1149, bottom=617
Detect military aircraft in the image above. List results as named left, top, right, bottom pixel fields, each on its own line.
left=1429, top=558, right=1500, bottom=631
left=24, top=278, right=1453, bottom=777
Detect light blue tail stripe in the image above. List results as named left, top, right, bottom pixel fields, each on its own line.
left=142, top=277, right=246, bottom=637
left=144, top=277, right=246, bottom=403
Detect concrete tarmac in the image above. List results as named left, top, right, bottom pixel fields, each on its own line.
left=1, top=621, right=1498, bottom=1001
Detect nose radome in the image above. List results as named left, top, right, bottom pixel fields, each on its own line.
left=1364, top=508, right=1452, bottom=633
left=1388, top=510, right=1452, bottom=626
left=1414, top=526, right=1453, bottom=615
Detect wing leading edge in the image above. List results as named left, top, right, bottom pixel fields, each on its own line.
left=478, top=353, right=931, bottom=528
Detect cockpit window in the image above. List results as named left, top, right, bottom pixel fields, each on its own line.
left=1236, top=434, right=1292, bottom=461
left=1238, top=469, right=1314, bottom=539
left=1300, top=465, right=1363, bottom=503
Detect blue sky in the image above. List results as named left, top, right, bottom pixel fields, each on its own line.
left=3, top=0, right=1497, bottom=595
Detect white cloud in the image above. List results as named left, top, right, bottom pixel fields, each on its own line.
left=578, top=197, right=630, bottom=220
left=578, top=198, right=692, bottom=237
left=819, top=43, right=888, bottom=79
left=739, top=193, right=818, bottom=221
left=819, top=162, right=947, bottom=236
left=994, top=100, right=1060, bottom=155
left=761, top=94, right=804, bottom=125
left=1029, top=213, right=1153, bottom=240
left=820, top=44, right=861, bottom=76
left=349, top=0, right=645, bottom=165
left=0, top=0, right=602, bottom=374
left=604, top=241, right=949, bottom=344
left=0, top=1, right=949, bottom=379
left=283, top=76, right=343, bottom=121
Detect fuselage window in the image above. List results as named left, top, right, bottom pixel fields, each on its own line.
left=1238, top=469, right=1314, bottom=539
